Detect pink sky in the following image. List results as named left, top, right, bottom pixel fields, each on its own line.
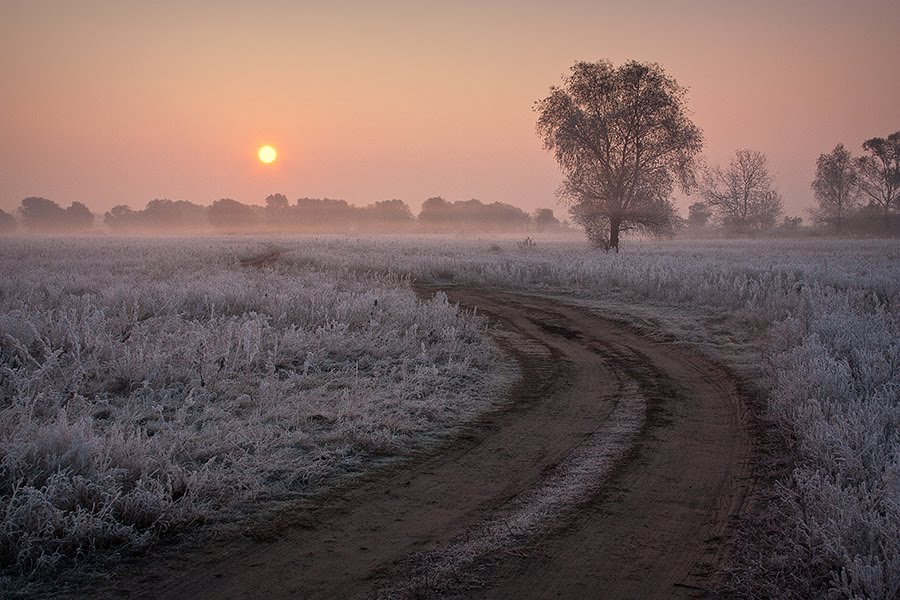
left=2, top=0, right=898, bottom=219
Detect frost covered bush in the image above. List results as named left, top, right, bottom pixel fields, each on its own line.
left=765, top=288, right=900, bottom=599
left=0, top=237, right=509, bottom=578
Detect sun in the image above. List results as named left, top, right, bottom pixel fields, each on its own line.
left=258, top=145, right=277, bottom=164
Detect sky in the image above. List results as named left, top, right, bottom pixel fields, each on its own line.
left=2, top=0, right=898, bottom=219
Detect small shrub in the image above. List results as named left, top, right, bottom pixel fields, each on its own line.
left=515, top=237, right=536, bottom=252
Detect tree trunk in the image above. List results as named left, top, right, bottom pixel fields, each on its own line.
left=609, top=218, right=621, bottom=253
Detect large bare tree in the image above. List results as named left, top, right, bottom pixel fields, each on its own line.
left=810, top=144, right=859, bottom=233
left=700, top=149, right=783, bottom=232
left=855, top=131, right=899, bottom=230
left=535, top=60, right=703, bottom=251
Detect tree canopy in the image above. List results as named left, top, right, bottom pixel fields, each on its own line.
left=535, top=60, right=703, bottom=251
left=700, top=149, right=783, bottom=232
left=418, top=197, right=532, bottom=232
left=856, top=131, right=900, bottom=230
left=687, top=202, right=712, bottom=228
left=811, top=144, right=859, bottom=233
left=0, top=209, right=16, bottom=234
left=208, top=198, right=257, bottom=230
left=18, top=197, right=95, bottom=232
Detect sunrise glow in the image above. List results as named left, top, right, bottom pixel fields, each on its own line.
left=0, top=3, right=898, bottom=597
left=1, top=1, right=898, bottom=217
left=258, top=145, right=277, bottom=164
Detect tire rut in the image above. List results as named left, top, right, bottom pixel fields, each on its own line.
left=100, top=286, right=752, bottom=600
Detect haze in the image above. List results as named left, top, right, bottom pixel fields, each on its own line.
left=2, top=0, right=898, bottom=218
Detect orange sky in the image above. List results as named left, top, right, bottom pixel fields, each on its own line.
left=2, top=0, right=898, bottom=219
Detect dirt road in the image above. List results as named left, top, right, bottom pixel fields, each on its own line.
left=112, top=286, right=752, bottom=599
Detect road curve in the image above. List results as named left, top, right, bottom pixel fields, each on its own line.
left=110, top=286, right=752, bottom=600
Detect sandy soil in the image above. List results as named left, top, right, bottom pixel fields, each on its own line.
left=96, top=286, right=753, bottom=599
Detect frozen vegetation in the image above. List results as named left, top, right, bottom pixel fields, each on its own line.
left=0, top=237, right=512, bottom=586
left=1, top=235, right=898, bottom=599
left=287, top=234, right=899, bottom=599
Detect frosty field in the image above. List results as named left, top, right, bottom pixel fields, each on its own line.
left=1, top=235, right=898, bottom=599
left=0, top=237, right=513, bottom=588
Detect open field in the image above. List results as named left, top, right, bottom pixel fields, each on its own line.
left=107, top=284, right=749, bottom=600
left=1, top=235, right=898, bottom=599
left=0, top=237, right=514, bottom=593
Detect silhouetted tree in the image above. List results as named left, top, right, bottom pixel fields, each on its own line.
left=104, top=205, right=138, bottom=231
left=533, top=208, right=561, bottom=231
left=855, top=131, right=899, bottom=231
left=66, top=201, right=94, bottom=231
left=265, top=193, right=289, bottom=210
left=360, top=199, right=414, bottom=231
left=535, top=60, right=703, bottom=251
left=19, top=197, right=94, bottom=233
left=418, top=197, right=531, bottom=232
left=17, top=197, right=95, bottom=232
left=103, top=199, right=208, bottom=231
left=779, top=216, right=803, bottom=232
left=19, top=197, right=70, bottom=231
left=295, top=197, right=354, bottom=231
left=208, top=198, right=256, bottom=230
left=142, top=199, right=208, bottom=230
left=701, top=150, right=783, bottom=232
left=418, top=197, right=452, bottom=231
left=687, top=202, right=712, bottom=228
left=455, top=199, right=485, bottom=228
left=482, top=201, right=531, bottom=231
left=811, top=144, right=859, bottom=233
left=0, top=209, right=16, bottom=233
left=259, top=193, right=289, bottom=230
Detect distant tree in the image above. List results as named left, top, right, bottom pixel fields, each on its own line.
left=142, top=199, right=208, bottom=230
left=533, top=208, right=561, bottom=231
left=360, top=199, right=414, bottom=231
left=265, top=193, right=289, bottom=210
left=260, top=193, right=290, bottom=230
left=66, top=201, right=94, bottom=231
left=0, top=209, right=16, bottom=233
left=418, top=197, right=452, bottom=231
left=687, top=202, right=712, bottom=228
left=295, top=197, right=354, bottom=231
left=17, top=197, right=95, bottom=232
left=535, top=60, right=703, bottom=251
left=480, top=201, right=531, bottom=231
left=208, top=198, right=256, bottom=230
left=372, top=199, right=414, bottom=219
left=418, top=197, right=531, bottom=232
left=455, top=199, right=485, bottom=229
left=700, top=149, right=783, bottom=232
left=104, top=205, right=138, bottom=231
left=18, top=197, right=69, bottom=231
left=845, top=202, right=892, bottom=235
left=855, top=131, right=899, bottom=231
left=779, top=216, right=803, bottom=232
left=810, top=144, right=859, bottom=233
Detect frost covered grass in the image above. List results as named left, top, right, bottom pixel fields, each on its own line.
left=284, top=234, right=899, bottom=599
left=0, top=237, right=510, bottom=587
left=2, top=234, right=897, bottom=599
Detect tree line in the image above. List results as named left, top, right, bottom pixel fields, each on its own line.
left=0, top=195, right=566, bottom=235
left=807, top=134, right=900, bottom=234
left=3, top=60, right=896, bottom=244
left=683, top=137, right=900, bottom=236
left=535, top=60, right=898, bottom=250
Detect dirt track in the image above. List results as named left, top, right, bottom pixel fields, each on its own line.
left=112, top=286, right=752, bottom=599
